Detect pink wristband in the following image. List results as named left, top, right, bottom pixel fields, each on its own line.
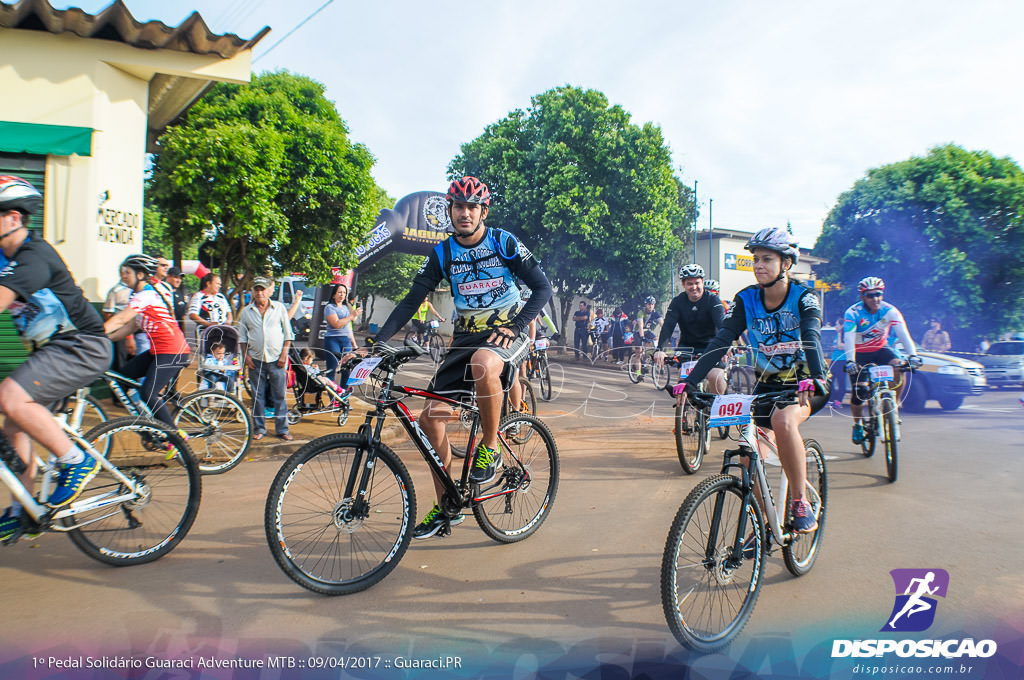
left=797, top=379, right=815, bottom=393
left=672, top=383, right=688, bottom=396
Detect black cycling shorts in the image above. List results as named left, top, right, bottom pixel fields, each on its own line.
left=427, top=330, right=530, bottom=400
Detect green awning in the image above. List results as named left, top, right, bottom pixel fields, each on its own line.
left=0, top=121, right=93, bottom=157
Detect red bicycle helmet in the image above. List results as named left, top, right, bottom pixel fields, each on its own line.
left=446, top=176, right=491, bottom=206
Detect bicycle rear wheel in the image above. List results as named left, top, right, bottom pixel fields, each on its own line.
left=674, top=402, right=706, bottom=474
left=174, top=389, right=252, bottom=474
left=661, top=474, right=765, bottom=653
left=782, top=438, right=828, bottom=576
left=65, top=418, right=201, bottom=566
left=627, top=353, right=643, bottom=383
left=538, top=356, right=553, bottom=401
left=474, top=413, right=558, bottom=543
left=265, top=433, right=414, bottom=595
left=881, top=397, right=898, bottom=483
left=652, top=360, right=670, bottom=390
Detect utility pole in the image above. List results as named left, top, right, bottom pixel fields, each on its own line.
left=708, top=198, right=713, bottom=277
left=692, top=180, right=698, bottom=263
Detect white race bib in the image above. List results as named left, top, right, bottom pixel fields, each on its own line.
left=708, top=394, right=755, bottom=427
left=534, top=338, right=549, bottom=351
left=869, top=365, right=895, bottom=383
left=347, top=357, right=383, bottom=386
left=679, top=360, right=697, bottom=380
left=429, top=319, right=440, bottom=329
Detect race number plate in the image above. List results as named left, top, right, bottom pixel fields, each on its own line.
left=534, top=338, right=549, bottom=351
left=429, top=319, right=439, bottom=329
left=869, top=365, right=895, bottom=383
left=708, top=394, right=755, bottom=427
left=679, top=360, right=697, bottom=380
left=347, top=357, right=383, bottom=386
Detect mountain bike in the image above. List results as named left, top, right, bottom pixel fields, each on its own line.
left=0, top=397, right=201, bottom=565
left=526, top=335, right=553, bottom=401
left=667, top=354, right=711, bottom=474
left=661, top=389, right=827, bottom=652
left=102, top=370, right=252, bottom=474
left=853, top=360, right=915, bottom=483
left=404, top=319, right=446, bottom=363
left=264, top=342, right=559, bottom=595
left=628, top=345, right=670, bottom=390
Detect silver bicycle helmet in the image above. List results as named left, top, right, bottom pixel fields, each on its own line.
left=678, top=263, right=705, bottom=280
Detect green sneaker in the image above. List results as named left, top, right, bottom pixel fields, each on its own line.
left=469, top=443, right=502, bottom=484
left=412, top=504, right=464, bottom=539
left=0, top=507, right=40, bottom=543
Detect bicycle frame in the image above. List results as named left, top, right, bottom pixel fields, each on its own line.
left=0, top=418, right=143, bottom=529
left=349, top=376, right=529, bottom=516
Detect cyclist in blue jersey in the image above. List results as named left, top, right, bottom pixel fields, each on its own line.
left=674, top=228, right=829, bottom=533
left=356, top=177, right=553, bottom=539
left=0, top=177, right=112, bottom=538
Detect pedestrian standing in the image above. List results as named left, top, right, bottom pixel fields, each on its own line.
left=238, top=276, right=294, bottom=441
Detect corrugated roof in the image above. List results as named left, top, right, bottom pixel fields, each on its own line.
left=0, top=0, right=270, bottom=58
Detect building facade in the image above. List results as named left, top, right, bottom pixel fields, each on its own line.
left=0, top=0, right=267, bottom=300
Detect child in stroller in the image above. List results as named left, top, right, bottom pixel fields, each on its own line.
left=197, top=325, right=242, bottom=396
left=287, top=347, right=352, bottom=426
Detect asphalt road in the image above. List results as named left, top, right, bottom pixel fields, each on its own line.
left=1, top=353, right=1021, bottom=679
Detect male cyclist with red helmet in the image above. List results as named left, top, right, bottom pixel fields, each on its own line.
left=842, top=277, right=919, bottom=445
left=0, top=176, right=113, bottom=537
left=363, top=176, right=553, bottom=539
left=654, top=264, right=726, bottom=393
left=674, top=228, right=829, bottom=533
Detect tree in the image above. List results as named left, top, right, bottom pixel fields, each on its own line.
left=814, top=145, right=1024, bottom=347
left=448, top=85, right=690, bottom=329
left=148, top=70, right=377, bottom=291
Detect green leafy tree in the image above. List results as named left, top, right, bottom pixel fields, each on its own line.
left=814, top=145, right=1024, bottom=347
left=449, top=85, right=689, bottom=329
left=149, top=70, right=377, bottom=290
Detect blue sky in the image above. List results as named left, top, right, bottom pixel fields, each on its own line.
left=54, top=0, right=1024, bottom=248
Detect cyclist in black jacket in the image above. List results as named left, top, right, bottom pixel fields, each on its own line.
left=359, top=176, right=552, bottom=538
left=655, top=264, right=727, bottom=393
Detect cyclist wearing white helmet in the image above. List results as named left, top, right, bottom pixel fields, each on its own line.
left=675, top=227, right=828, bottom=533
left=842, top=276, right=919, bottom=445
left=0, top=176, right=113, bottom=537
left=632, top=294, right=663, bottom=362
left=654, top=263, right=727, bottom=394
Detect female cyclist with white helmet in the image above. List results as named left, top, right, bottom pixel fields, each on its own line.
left=673, top=227, right=829, bottom=532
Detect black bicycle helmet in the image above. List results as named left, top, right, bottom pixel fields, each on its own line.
left=122, top=253, right=159, bottom=276
left=446, top=176, right=491, bottom=206
left=0, top=175, right=42, bottom=215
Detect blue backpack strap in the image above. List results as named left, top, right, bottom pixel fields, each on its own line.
left=490, top=228, right=521, bottom=267
left=435, top=239, right=452, bottom=286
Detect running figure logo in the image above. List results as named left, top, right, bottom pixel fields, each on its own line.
left=881, top=568, right=949, bottom=632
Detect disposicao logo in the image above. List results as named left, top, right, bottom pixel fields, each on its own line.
left=831, top=568, right=998, bottom=659
left=882, top=568, right=948, bottom=632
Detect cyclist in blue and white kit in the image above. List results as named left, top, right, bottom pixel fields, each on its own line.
left=363, top=176, right=553, bottom=539
left=842, top=276, right=919, bottom=445
left=674, top=228, right=828, bottom=533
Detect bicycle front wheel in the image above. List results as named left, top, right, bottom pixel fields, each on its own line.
left=782, top=438, right=828, bottom=576
left=265, top=433, right=415, bottom=595
left=65, top=418, right=201, bottom=566
left=674, top=402, right=706, bottom=474
left=538, top=356, right=553, bottom=401
left=428, top=333, right=445, bottom=363
left=662, top=474, right=765, bottom=653
left=473, top=413, right=559, bottom=543
left=652, top=360, right=670, bottom=390
left=881, top=397, right=898, bottom=483
left=627, top=353, right=643, bottom=383
left=174, top=389, right=253, bottom=475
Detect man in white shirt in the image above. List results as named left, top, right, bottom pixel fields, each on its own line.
left=238, top=276, right=294, bottom=441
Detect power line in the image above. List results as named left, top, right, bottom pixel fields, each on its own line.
left=254, top=0, right=337, bottom=63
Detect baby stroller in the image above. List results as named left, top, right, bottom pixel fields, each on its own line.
left=196, top=324, right=243, bottom=399
left=286, top=346, right=352, bottom=427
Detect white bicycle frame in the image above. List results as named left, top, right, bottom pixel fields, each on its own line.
left=867, top=375, right=901, bottom=444
left=0, top=413, right=143, bottom=530
left=735, top=421, right=822, bottom=545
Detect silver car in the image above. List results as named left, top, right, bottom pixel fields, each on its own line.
left=977, top=341, right=1024, bottom=388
